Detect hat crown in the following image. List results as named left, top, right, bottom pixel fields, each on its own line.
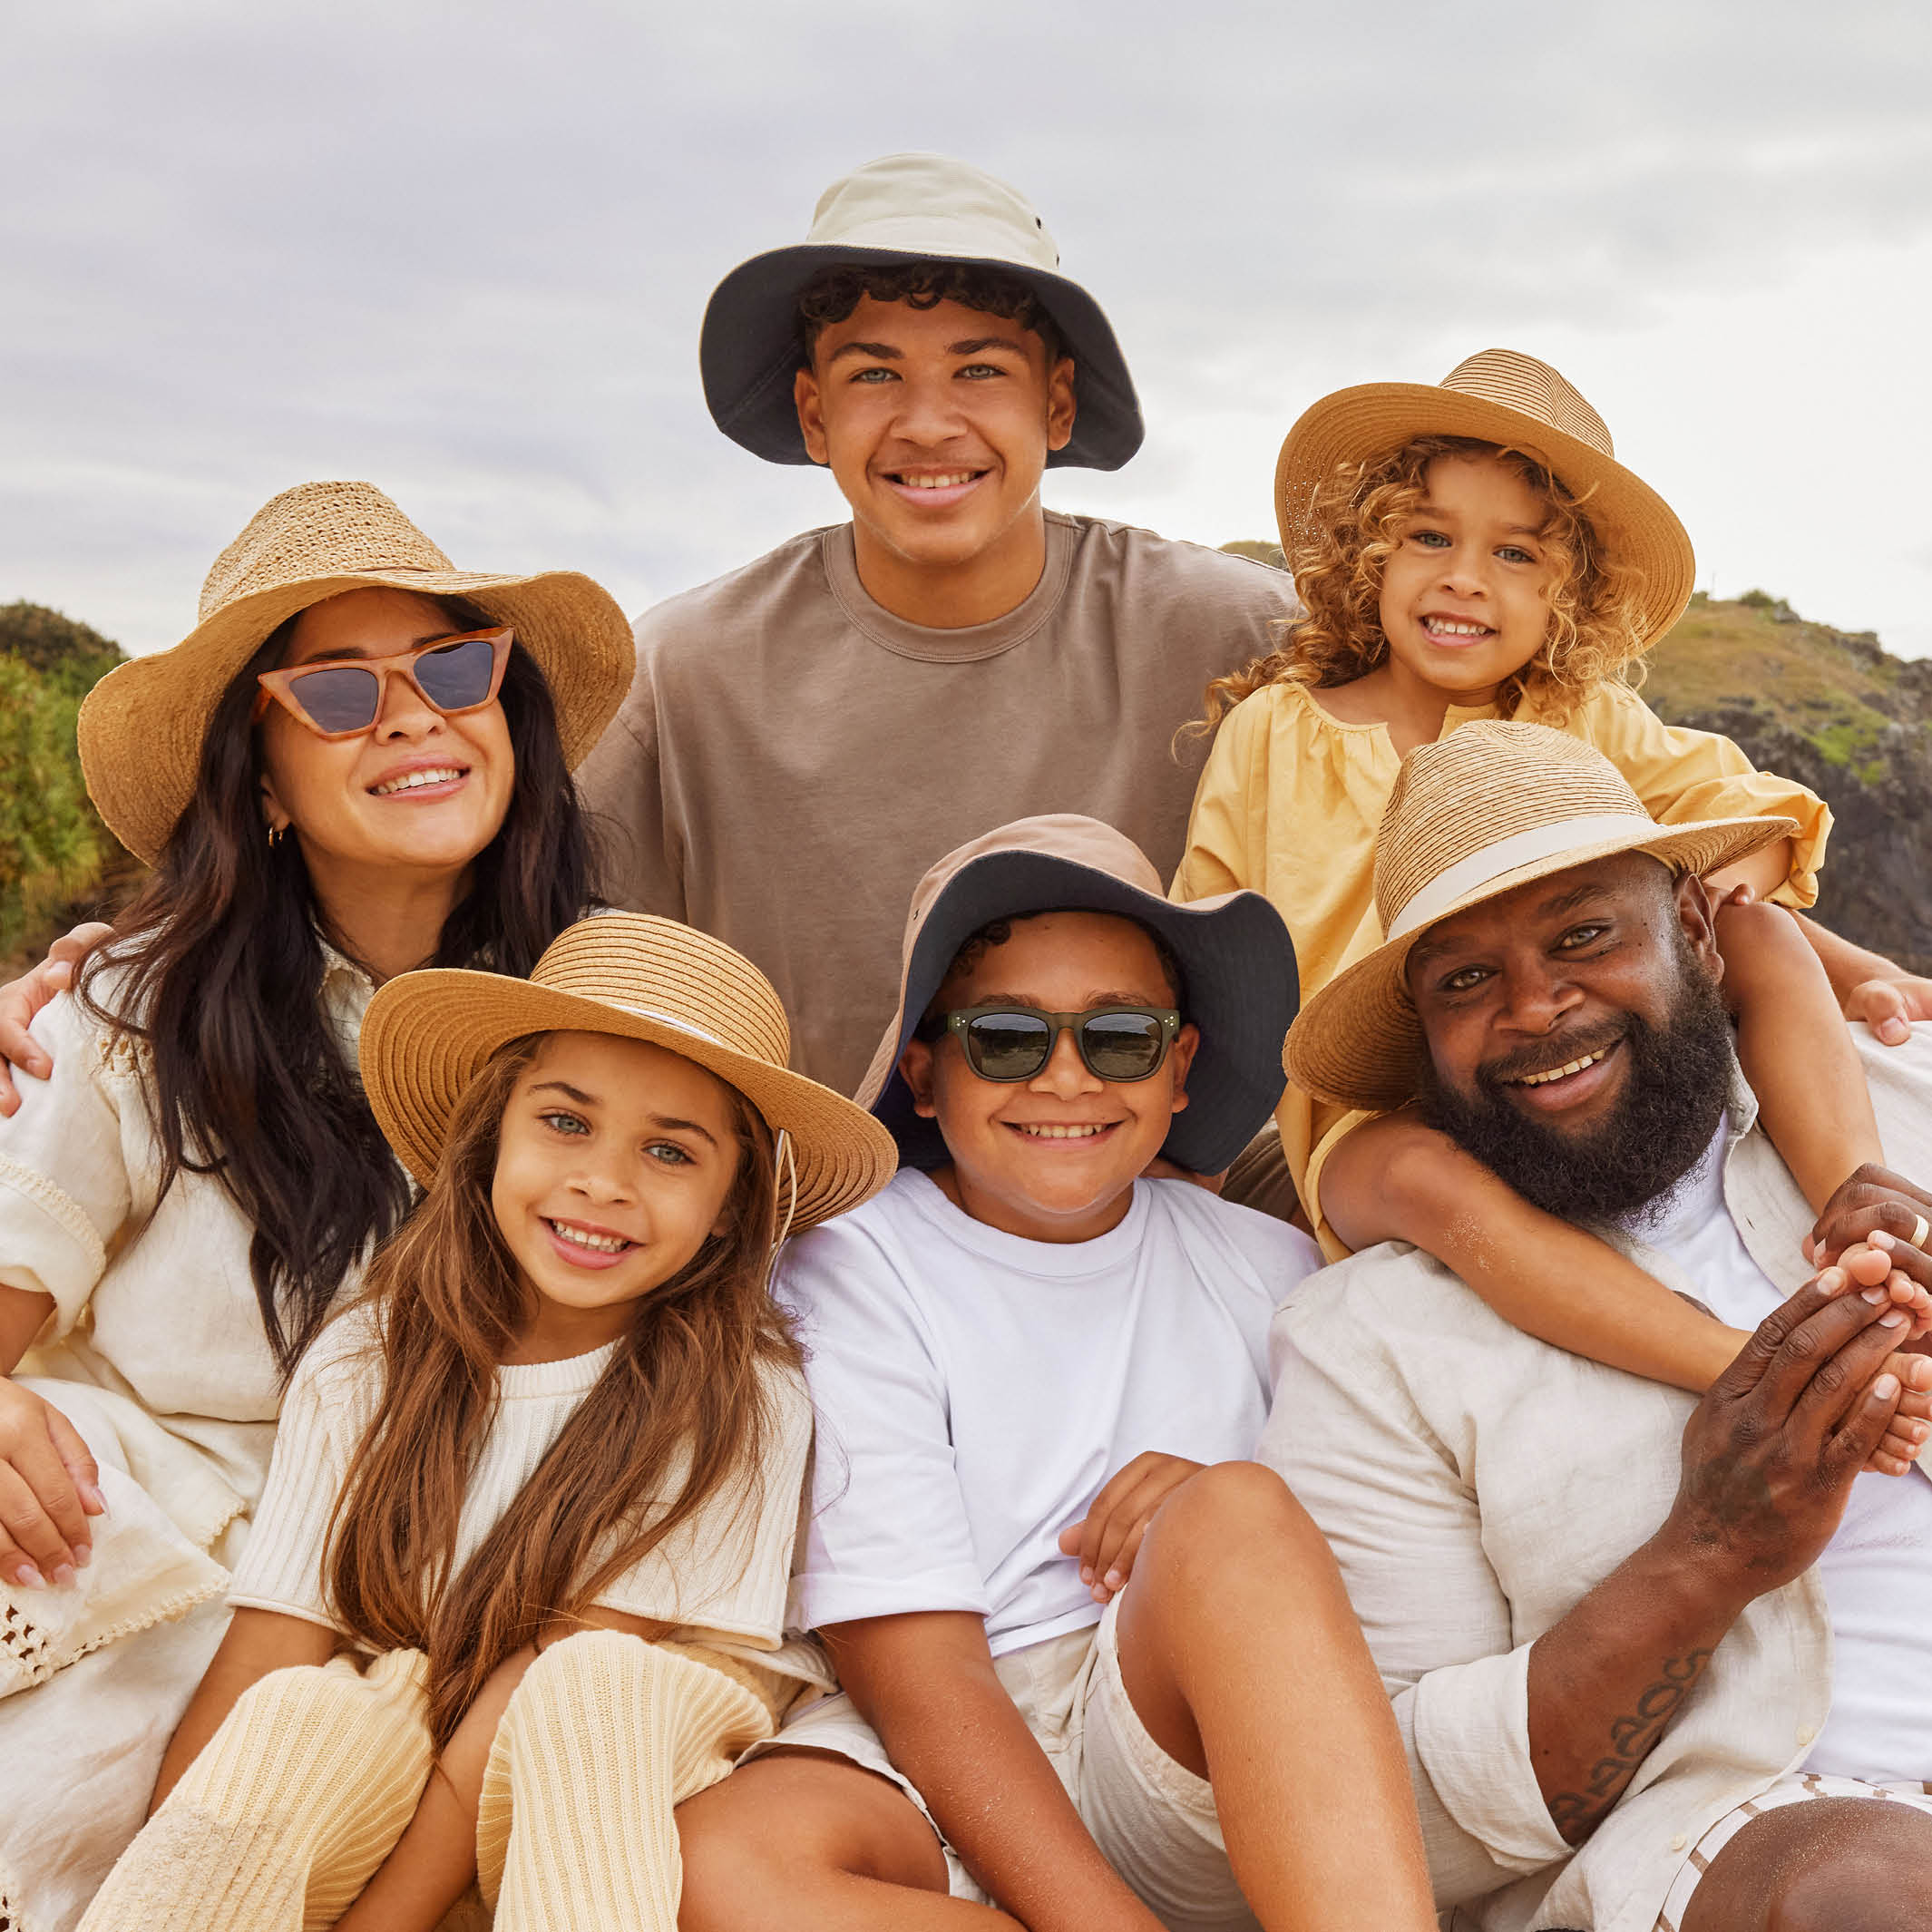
left=1439, top=349, right=1613, bottom=460
left=805, top=151, right=1060, bottom=273
left=198, top=481, right=455, bottom=624
left=1373, top=722, right=1651, bottom=929
left=531, top=914, right=793, bottom=1072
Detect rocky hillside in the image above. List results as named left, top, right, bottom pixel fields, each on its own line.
left=1220, top=546, right=1932, bottom=975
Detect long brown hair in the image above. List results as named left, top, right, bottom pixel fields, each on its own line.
left=325, top=1034, right=799, bottom=1747
left=80, top=596, right=591, bottom=1374
left=1197, top=435, right=1650, bottom=733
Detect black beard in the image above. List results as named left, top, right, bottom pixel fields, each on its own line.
left=1420, top=951, right=1735, bottom=1224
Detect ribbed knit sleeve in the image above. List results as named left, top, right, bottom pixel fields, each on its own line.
left=596, top=1361, right=812, bottom=1646
left=225, top=1315, right=377, bottom=1630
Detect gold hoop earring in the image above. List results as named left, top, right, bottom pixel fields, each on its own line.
left=267, top=823, right=286, bottom=850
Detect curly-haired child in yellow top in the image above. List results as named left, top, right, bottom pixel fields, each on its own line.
left=1174, top=349, right=1932, bottom=1428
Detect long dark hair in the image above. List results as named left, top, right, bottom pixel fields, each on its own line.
left=327, top=1037, right=798, bottom=1748
left=81, top=595, right=591, bottom=1373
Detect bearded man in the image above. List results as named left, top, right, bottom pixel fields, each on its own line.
left=1262, top=721, right=1932, bottom=1932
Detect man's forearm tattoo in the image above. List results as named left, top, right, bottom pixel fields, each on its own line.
left=1547, top=1648, right=1714, bottom=1844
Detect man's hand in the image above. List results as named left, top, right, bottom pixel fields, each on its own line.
left=0, top=922, right=112, bottom=1116
left=1844, top=974, right=1932, bottom=1047
left=1057, top=1452, right=1205, bottom=1604
left=0, top=1375, right=106, bottom=1589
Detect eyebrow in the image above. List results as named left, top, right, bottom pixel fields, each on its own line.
left=1408, top=881, right=1615, bottom=969
left=964, top=990, right=1166, bottom=1010
left=945, top=337, right=1025, bottom=356
left=825, top=340, right=903, bottom=364
left=530, top=1080, right=723, bottom=1148
left=1410, top=500, right=1543, bottom=538
left=289, top=629, right=457, bottom=666
left=646, top=1113, right=721, bottom=1149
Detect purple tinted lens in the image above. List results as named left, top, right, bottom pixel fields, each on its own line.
left=288, top=665, right=381, bottom=732
left=412, top=636, right=497, bottom=712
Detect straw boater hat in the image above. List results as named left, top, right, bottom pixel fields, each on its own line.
left=1275, top=348, right=1696, bottom=650
left=360, top=912, right=897, bottom=1235
left=859, top=815, right=1298, bottom=1177
left=700, top=152, right=1143, bottom=472
left=1283, top=722, right=1795, bottom=1114
left=78, top=481, right=637, bottom=866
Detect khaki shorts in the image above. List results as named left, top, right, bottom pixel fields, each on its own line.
left=745, top=1597, right=1257, bottom=1932
left=1655, top=1771, right=1932, bottom=1930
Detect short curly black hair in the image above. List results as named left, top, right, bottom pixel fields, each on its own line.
left=795, top=261, right=1066, bottom=369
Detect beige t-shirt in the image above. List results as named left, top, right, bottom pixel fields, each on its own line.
left=577, top=512, right=1297, bottom=1097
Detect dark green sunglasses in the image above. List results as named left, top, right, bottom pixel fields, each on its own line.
left=934, top=1003, right=1182, bottom=1083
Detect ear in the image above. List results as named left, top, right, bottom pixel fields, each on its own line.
left=794, top=365, right=830, bottom=467
left=898, top=1037, right=939, bottom=1119
left=1045, top=356, right=1077, bottom=454
left=1673, top=872, right=1724, bottom=989
left=259, top=771, right=292, bottom=837
left=1165, top=1021, right=1201, bottom=1117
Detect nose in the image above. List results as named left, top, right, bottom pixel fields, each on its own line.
left=888, top=368, right=971, bottom=449
left=1029, top=1024, right=1103, bottom=1098
left=372, top=664, right=444, bottom=741
left=565, top=1145, right=639, bottom=1208
left=1436, top=541, right=1491, bottom=600
left=1493, top=955, right=1584, bottom=1036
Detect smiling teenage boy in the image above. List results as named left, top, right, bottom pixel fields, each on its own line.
left=669, top=816, right=1438, bottom=1932
left=575, top=154, right=1296, bottom=1103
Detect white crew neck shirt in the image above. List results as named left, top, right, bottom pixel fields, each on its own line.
left=1627, top=1122, right=1932, bottom=1783
left=776, top=1170, right=1322, bottom=1656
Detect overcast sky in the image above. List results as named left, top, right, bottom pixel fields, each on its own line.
left=6, top=1, right=1930, bottom=659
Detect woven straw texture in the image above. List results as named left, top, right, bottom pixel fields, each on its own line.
left=78, top=482, right=636, bottom=864
left=1283, top=723, right=1793, bottom=1111
left=1274, top=348, right=1695, bottom=651
left=360, top=913, right=896, bottom=1233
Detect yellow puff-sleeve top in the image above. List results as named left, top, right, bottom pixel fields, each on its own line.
left=1170, top=678, right=1833, bottom=1258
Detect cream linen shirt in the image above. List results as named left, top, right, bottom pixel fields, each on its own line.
left=1171, top=679, right=1833, bottom=1253
left=0, top=943, right=376, bottom=1556
left=1261, top=1026, right=1932, bottom=1932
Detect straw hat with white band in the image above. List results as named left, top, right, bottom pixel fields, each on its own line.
left=700, top=151, right=1143, bottom=472
left=1275, top=347, right=1696, bottom=651
left=78, top=481, right=637, bottom=866
left=1283, top=723, right=1796, bottom=1114
left=360, top=912, right=897, bottom=1237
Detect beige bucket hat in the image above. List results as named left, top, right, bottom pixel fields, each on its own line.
left=858, top=815, right=1298, bottom=1177
left=78, top=481, right=637, bottom=865
left=360, top=912, right=897, bottom=1234
left=1275, top=348, right=1696, bottom=649
left=700, top=151, right=1143, bottom=471
left=1283, top=722, right=1794, bottom=1113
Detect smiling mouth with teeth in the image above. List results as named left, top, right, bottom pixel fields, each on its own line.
left=370, top=766, right=466, bottom=796
left=546, top=1217, right=632, bottom=1254
left=892, top=470, right=983, bottom=490
left=1510, top=1047, right=1611, bottom=1088
left=1010, top=1123, right=1113, bottom=1139
left=1421, top=616, right=1495, bottom=639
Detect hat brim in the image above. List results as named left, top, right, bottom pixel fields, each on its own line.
left=78, top=565, right=636, bottom=866
left=1284, top=815, right=1794, bottom=1113
left=359, top=969, right=898, bottom=1234
left=863, top=851, right=1297, bottom=1176
left=700, top=243, right=1144, bottom=472
left=1275, top=382, right=1696, bottom=649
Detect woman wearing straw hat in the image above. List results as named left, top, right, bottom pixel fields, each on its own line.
left=0, top=480, right=632, bottom=1927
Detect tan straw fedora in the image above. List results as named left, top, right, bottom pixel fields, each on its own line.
left=700, top=152, right=1142, bottom=471
left=78, top=481, right=637, bottom=865
left=1275, top=348, right=1695, bottom=649
left=1283, top=722, right=1794, bottom=1113
left=360, top=912, right=897, bottom=1234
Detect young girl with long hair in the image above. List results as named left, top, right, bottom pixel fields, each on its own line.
left=82, top=912, right=896, bottom=1932
left=0, top=481, right=633, bottom=1927
left=1175, top=349, right=1932, bottom=1429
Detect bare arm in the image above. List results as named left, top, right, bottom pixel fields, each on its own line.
left=1703, top=837, right=1793, bottom=906
left=825, top=1611, right=1163, bottom=1932
left=152, top=1607, right=337, bottom=1810
left=1527, top=1264, right=1906, bottom=1842
left=0, top=922, right=112, bottom=1115
left=0, top=1283, right=103, bottom=1589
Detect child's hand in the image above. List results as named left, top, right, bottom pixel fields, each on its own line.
left=1872, top=1355, right=1932, bottom=1475
left=1057, top=1452, right=1205, bottom=1605
left=1803, top=1166, right=1932, bottom=1336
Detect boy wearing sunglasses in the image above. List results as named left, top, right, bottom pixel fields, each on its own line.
left=670, top=816, right=1439, bottom=1932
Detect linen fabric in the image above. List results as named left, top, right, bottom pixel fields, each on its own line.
left=1259, top=1026, right=1932, bottom=1932
left=1170, top=677, right=1832, bottom=1250
left=749, top=1599, right=1259, bottom=1932
left=776, top=1169, right=1319, bottom=1654
left=229, top=1308, right=812, bottom=1657
left=576, top=513, right=1297, bottom=1098
left=0, top=948, right=377, bottom=1929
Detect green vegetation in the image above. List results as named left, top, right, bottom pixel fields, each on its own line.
left=0, top=604, right=129, bottom=964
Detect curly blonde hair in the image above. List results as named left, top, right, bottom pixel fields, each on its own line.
left=1196, top=436, right=1651, bottom=734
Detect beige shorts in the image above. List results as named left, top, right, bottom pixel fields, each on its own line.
left=745, top=1596, right=1257, bottom=1932
left=1655, top=1771, right=1932, bottom=1930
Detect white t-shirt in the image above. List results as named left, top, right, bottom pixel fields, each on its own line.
left=776, top=1170, right=1322, bottom=1656
left=1632, top=1123, right=1932, bottom=1784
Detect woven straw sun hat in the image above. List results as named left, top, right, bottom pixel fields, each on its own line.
left=1275, top=347, right=1696, bottom=649
left=360, top=912, right=897, bottom=1234
left=858, top=815, right=1299, bottom=1177
left=77, top=481, right=637, bottom=866
left=700, top=151, right=1143, bottom=472
left=1283, top=722, right=1795, bottom=1114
